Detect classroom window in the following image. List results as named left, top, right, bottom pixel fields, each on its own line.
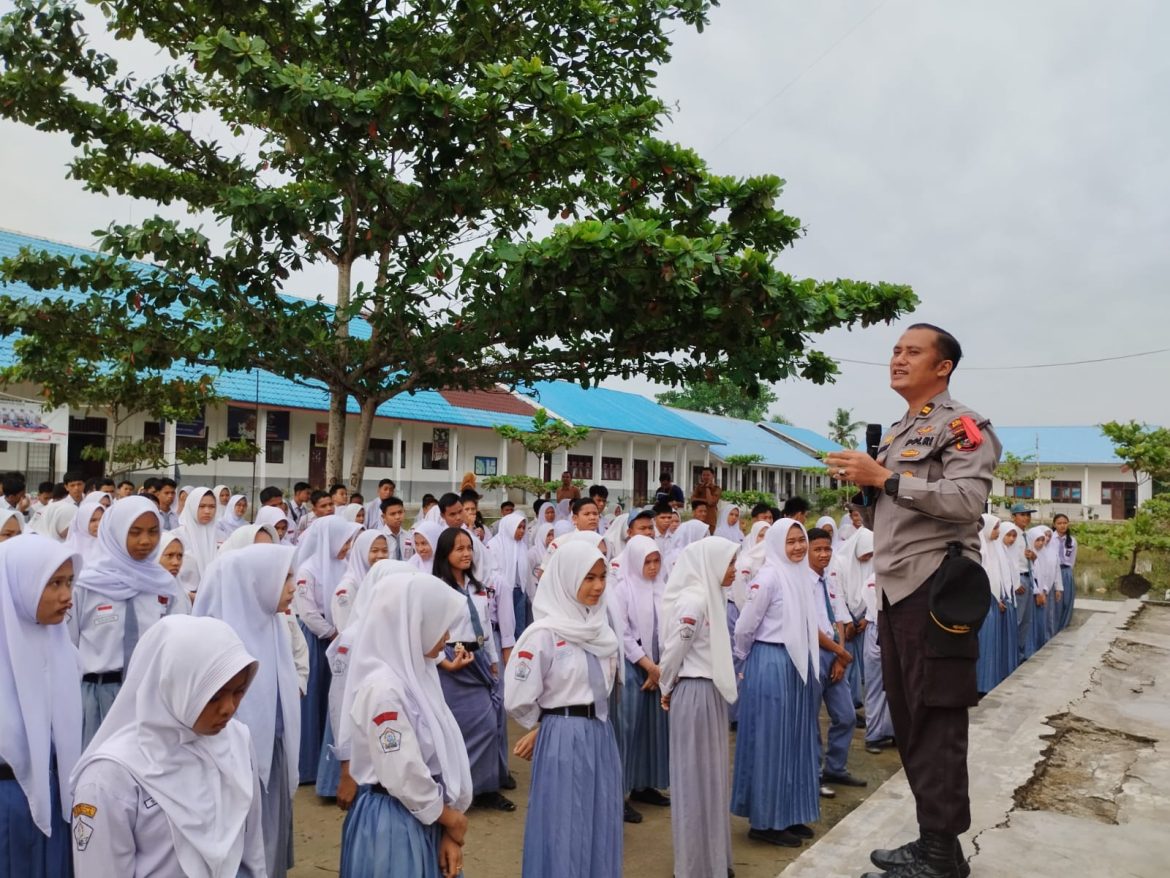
left=1051, top=480, right=1082, bottom=503
left=1005, top=481, right=1035, bottom=500
left=266, top=441, right=285, bottom=465
left=421, top=442, right=448, bottom=470
left=366, top=437, right=395, bottom=469
left=601, top=456, right=623, bottom=481
left=567, top=454, right=593, bottom=480
left=142, top=421, right=208, bottom=455
left=474, top=456, right=498, bottom=477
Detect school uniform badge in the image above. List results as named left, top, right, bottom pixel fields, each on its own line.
left=514, top=661, right=531, bottom=681
left=378, top=727, right=402, bottom=754
left=73, top=818, right=94, bottom=851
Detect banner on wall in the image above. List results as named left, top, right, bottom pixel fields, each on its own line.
left=432, top=428, right=449, bottom=464
left=0, top=398, right=68, bottom=445
left=228, top=407, right=291, bottom=442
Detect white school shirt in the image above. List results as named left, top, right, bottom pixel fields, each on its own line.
left=446, top=584, right=499, bottom=664
left=331, top=583, right=355, bottom=634
left=503, top=628, right=618, bottom=729
left=293, top=569, right=336, bottom=639
left=863, top=574, right=879, bottom=624
left=619, top=582, right=662, bottom=666
left=284, top=610, right=310, bottom=694
left=156, top=507, right=179, bottom=531
left=71, top=757, right=266, bottom=877
left=379, top=525, right=414, bottom=561
left=732, top=569, right=790, bottom=660
left=67, top=588, right=183, bottom=674
left=349, top=680, right=448, bottom=825
left=657, top=595, right=716, bottom=697
left=811, top=572, right=840, bottom=640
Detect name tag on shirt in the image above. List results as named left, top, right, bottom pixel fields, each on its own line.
left=94, top=605, right=119, bottom=626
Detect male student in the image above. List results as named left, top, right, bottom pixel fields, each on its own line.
left=365, top=479, right=395, bottom=529
left=379, top=496, right=412, bottom=560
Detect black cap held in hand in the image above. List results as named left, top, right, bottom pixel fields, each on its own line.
left=926, top=542, right=992, bottom=659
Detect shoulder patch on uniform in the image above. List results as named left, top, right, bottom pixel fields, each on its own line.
left=514, top=661, right=531, bottom=681
left=72, top=803, right=97, bottom=819
left=916, top=425, right=934, bottom=435
left=73, top=818, right=94, bottom=851
left=681, top=616, right=697, bottom=625
left=899, top=449, right=921, bottom=458
left=157, top=595, right=168, bottom=605
left=378, top=726, right=402, bottom=754
left=372, top=711, right=398, bottom=725
left=555, top=639, right=567, bottom=648
left=919, top=403, right=935, bottom=416
left=517, top=650, right=534, bottom=660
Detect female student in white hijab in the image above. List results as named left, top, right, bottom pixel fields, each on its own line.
left=70, top=615, right=267, bottom=878
left=612, top=535, right=671, bottom=814
left=292, top=515, right=362, bottom=785
left=1027, top=526, right=1059, bottom=653
left=174, top=487, right=220, bottom=598
left=0, top=535, right=82, bottom=877
left=217, top=494, right=250, bottom=540
left=726, top=519, right=770, bottom=727
left=338, top=574, right=472, bottom=878
left=656, top=536, right=740, bottom=878
left=35, top=501, right=75, bottom=543
left=975, top=515, right=1018, bottom=695
left=526, top=521, right=556, bottom=592
left=828, top=528, right=874, bottom=709
left=64, top=497, right=104, bottom=562
left=731, top=519, right=822, bottom=849
left=488, top=510, right=532, bottom=639
left=0, top=507, right=27, bottom=542
left=714, top=505, right=745, bottom=545
left=664, top=518, right=710, bottom=575
left=813, top=515, right=839, bottom=549
left=212, top=484, right=231, bottom=520
left=194, top=545, right=301, bottom=878
left=409, top=521, right=446, bottom=575
left=255, top=505, right=295, bottom=545
left=67, top=496, right=184, bottom=747
left=601, top=512, right=630, bottom=559
left=339, top=503, right=365, bottom=526
left=505, top=541, right=623, bottom=878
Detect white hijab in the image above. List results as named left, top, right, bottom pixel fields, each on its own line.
left=666, top=519, right=710, bottom=572
left=335, top=530, right=389, bottom=603
left=1027, top=526, right=1059, bottom=592
left=73, top=496, right=177, bottom=601
left=192, top=545, right=299, bottom=793
left=488, top=511, right=529, bottom=594
left=714, top=505, right=745, bottom=544
left=64, top=498, right=104, bottom=561
left=211, top=485, right=231, bottom=520
left=602, top=512, right=630, bottom=559
left=342, top=574, right=472, bottom=810
left=732, top=520, right=771, bottom=609
left=216, top=523, right=280, bottom=557
left=176, top=487, right=220, bottom=587
left=216, top=495, right=249, bottom=539
left=830, top=527, right=874, bottom=621
left=339, top=503, right=364, bottom=524
left=294, top=516, right=362, bottom=622
left=254, top=506, right=294, bottom=544
left=759, top=519, right=820, bottom=683
left=814, top=515, right=840, bottom=549
left=0, top=536, right=83, bottom=836
left=660, top=537, right=740, bottom=701
left=514, top=541, right=619, bottom=659
left=36, top=501, right=75, bottom=542
left=616, top=535, right=664, bottom=649
left=837, top=510, right=858, bottom=543
left=409, top=522, right=446, bottom=574
left=0, top=507, right=27, bottom=540
left=71, top=616, right=259, bottom=878
left=542, top=528, right=607, bottom=571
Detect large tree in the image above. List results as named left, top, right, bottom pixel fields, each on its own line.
left=0, top=0, right=916, bottom=489
left=656, top=376, right=780, bottom=422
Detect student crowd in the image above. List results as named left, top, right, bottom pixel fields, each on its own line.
left=0, top=465, right=1078, bottom=878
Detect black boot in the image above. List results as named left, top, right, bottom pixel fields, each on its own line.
left=863, top=832, right=967, bottom=878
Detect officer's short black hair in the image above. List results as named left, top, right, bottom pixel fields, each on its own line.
left=908, top=322, right=963, bottom=379
left=782, top=496, right=810, bottom=516
left=807, top=527, right=832, bottom=544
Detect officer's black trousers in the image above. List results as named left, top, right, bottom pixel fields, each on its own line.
left=879, top=583, right=974, bottom=835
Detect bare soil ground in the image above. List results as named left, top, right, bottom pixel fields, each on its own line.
left=290, top=714, right=902, bottom=877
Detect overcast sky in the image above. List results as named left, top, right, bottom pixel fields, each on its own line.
left=2, top=0, right=1167, bottom=437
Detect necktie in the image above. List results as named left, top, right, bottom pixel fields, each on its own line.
left=462, top=586, right=485, bottom=645
left=650, top=598, right=661, bottom=664
left=122, top=597, right=140, bottom=670
left=585, top=652, right=610, bottom=722
left=393, top=532, right=402, bottom=561
left=819, top=576, right=838, bottom=643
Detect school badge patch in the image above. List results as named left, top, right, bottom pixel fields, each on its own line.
left=72, top=803, right=97, bottom=819
left=73, top=818, right=94, bottom=851
left=378, top=727, right=402, bottom=754
left=514, top=661, right=531, bottom=681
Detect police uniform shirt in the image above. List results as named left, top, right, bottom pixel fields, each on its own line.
left=504, top=628, right=618, bottom=728
left=872, top=389, right=1001, bottom=605
left=731, top=567, right=791, bottom=660
left=658, top=595, right=716, bottom=695
left=67, top=588, right=181, bottom=675
left=71, top=758, right=266, bottom=877
left=349, top=679, right=449, bottom=824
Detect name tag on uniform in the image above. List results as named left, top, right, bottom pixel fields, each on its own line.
left=94, top=605, right=119, bottom=626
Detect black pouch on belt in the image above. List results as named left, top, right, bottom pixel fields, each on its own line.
left=926, top=541, right=992, bottom=660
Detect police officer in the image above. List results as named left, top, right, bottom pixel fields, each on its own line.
left=825, top=323, right=1000, bottom=878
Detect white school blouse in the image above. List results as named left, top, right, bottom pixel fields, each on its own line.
left=657, top=596, right=717, bottom=698
left=445, top=584, right=499, bottom=665
left=348, top=679, right=450, bottom=825
left=732, top=567, right=789, bottom=661
left=67, top=588, right=182, bottom=674
left=293, top=568, right=336, bottom=639
left=504, top=629, right=618, bottom=729
left=284, top=610, right=310, bottom=694
left=71, top=758, right=266, bottom=877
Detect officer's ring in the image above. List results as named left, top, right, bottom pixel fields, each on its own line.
left=837, top=467, right=847, bottom=477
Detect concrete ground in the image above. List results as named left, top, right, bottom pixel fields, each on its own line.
left=778, top=598, right=1169, bottom=878
left=289, top=692, right=903, bottom=876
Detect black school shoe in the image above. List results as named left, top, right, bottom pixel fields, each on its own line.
left=630, top=787, right=671, bottom=806
left=867, top=832, right=969, bottom=878
left=748, top=827, right=802, bottom=847
left=821, top=770, right=868, bottom=787
left=473, top=791, right=516, bottom=812
left=623, top=801, right=644, bottom=824
left=499, top=773, right=517, bottom=790
left=866, top=736, right=896, bottom=754
left=786, top=824, right=815, bottom=839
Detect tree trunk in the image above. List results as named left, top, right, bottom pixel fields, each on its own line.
left=327, top=257, right=353, bottom=486
left=348, top=396, right=379, bottom=493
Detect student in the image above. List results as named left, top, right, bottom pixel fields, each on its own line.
left=976, top=514, right=1017, bottom=695
left=292, top=515, right=363, bottom=784
left=828, top=528, right=874, bottom=710
left=689, top=499, right=710, bottom=529
left=286, top=482, right=311, bottom=528
left=68, top=496, right=183, bottom=746
left=432, top=527, right=513, bottom=812
left=174, top=487, right=220, bottom=599
left=194, top=545, right=301, bottom=878
left=489, top=510, right=530, bottom=641
left=589, top=485, right=612, bottom=533
left=530, top=499, right=556, bottom=541
left=256, top=504, right=295, bottom=544
left=332, top=530, right=391, bottom=633
left=155, top=478, right=179, bottom=530
left=218, top=494, right=250, bottom=539
left=837, top=505, right=863, bottom=543
left=750, top=502, right=773, bottom=525
left=409, top=521, right=445, bottom=575
left=363, top=479, right=395, bottom=530
left=36, top=501, right=75, bottom=543
left=731, top=520, right=821, bottom=848
left=601, top=512, right=630, bottom=559
left=338, top=575, right=472, bottom=878
left=374, top=497, right=408, bottom=560
left=715, top=505, right=744, bottom=544
left=860, top=568, right=895, bottom=754
left=505, top=541, right=623, bottom=878
left=1006, top=505, right=1037, bottom=660
left=1027, top=527, right=1057, bottom=652
left=995, top=525, right=1022, bottom=682
left=1, top=471, right=27, bottom=516
left=814, top=515, right=839, bottom=548
left=664, top=517, right=710, bottom=575
left=70, top=616, right=267, bottom=877
left=1053, top=514, right=1077, bottom=631
left=806, top=527, right=866, bottom=794
left=527, top=522, right=557, bottom=589
left=330, top=483, right=349, bottom=509
left=657, top=537, right=741, bottom=878
left=781, top=496, right=810, bottom=524
left=115, top=480, right=135, bottom=499
left=340, top=503, right=366, bottom=525
left=157, top=533, right=184, bottom=579
left=733, top=521, right=771, bottom=610
left=0, top=535, right=82, bottom=878
left=614, top=535, right=671, bottom=813
left=0, top=506, right=27, bottom=541
left=62, top=471, right=85, bottom=506
left=651, top=501, right=675, bottom=557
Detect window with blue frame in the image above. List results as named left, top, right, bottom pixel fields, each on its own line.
left=1006, top=481, right=1035, bottom=499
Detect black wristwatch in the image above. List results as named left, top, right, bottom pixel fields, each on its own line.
left=883, top=473, right=900, bottom=497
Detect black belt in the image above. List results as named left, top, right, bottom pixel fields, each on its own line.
left=451, top=641, right=481, bottom=654
left=82, top=671, right=123, bottom=685
left=0, top=763, right=14, bottom=782
left=541, top=704, right=596, bottom=719
left=371, top=783, right=390, bottom=797
left=1060, top=565, right=1071, bottom=569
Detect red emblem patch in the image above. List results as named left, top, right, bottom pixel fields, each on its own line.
left=336, top=589, right=347, bottom=595
left=372, top=711, right=398, bottom=725
left=157, top=596, right=168, bottom=605
left=518, top=650, right=534, bottom=660
left=681, top=617, right=697, bottom=625
left=97, top=605, right=113, bottom=612
left=338, top=646, right=348, bottom=655
left=555, top=640, right=566, bottom=647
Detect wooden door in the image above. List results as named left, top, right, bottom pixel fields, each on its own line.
left=308, top=436, right=326, bottom=489
left=634, top=459, right=648, bottom=506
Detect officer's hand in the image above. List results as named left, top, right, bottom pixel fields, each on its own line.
left=824, top=451, right=892, bottom=488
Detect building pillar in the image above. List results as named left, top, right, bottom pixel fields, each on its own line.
left=451, top=428, right=460, bottom=490
left=593, top=432, right=604, bottom=486
left=626, top=436, right=635, bottom=505
left=164, top=420, right=178, bottom=480
left=499, top=435, right=509, bottom=504
left=394, top=424, right=404, bottom=495
left=255, top=408, right=268, bottom=490
left=654, top=439, right=663, bottom=482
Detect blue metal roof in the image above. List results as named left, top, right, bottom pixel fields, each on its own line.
left=668, top=409, right=824, bottom=468
left=995, top=426, right=1123, bottom=466
left=763, top=423, right=845, bottom=454
left=522, top=381, right=724, bottom=445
